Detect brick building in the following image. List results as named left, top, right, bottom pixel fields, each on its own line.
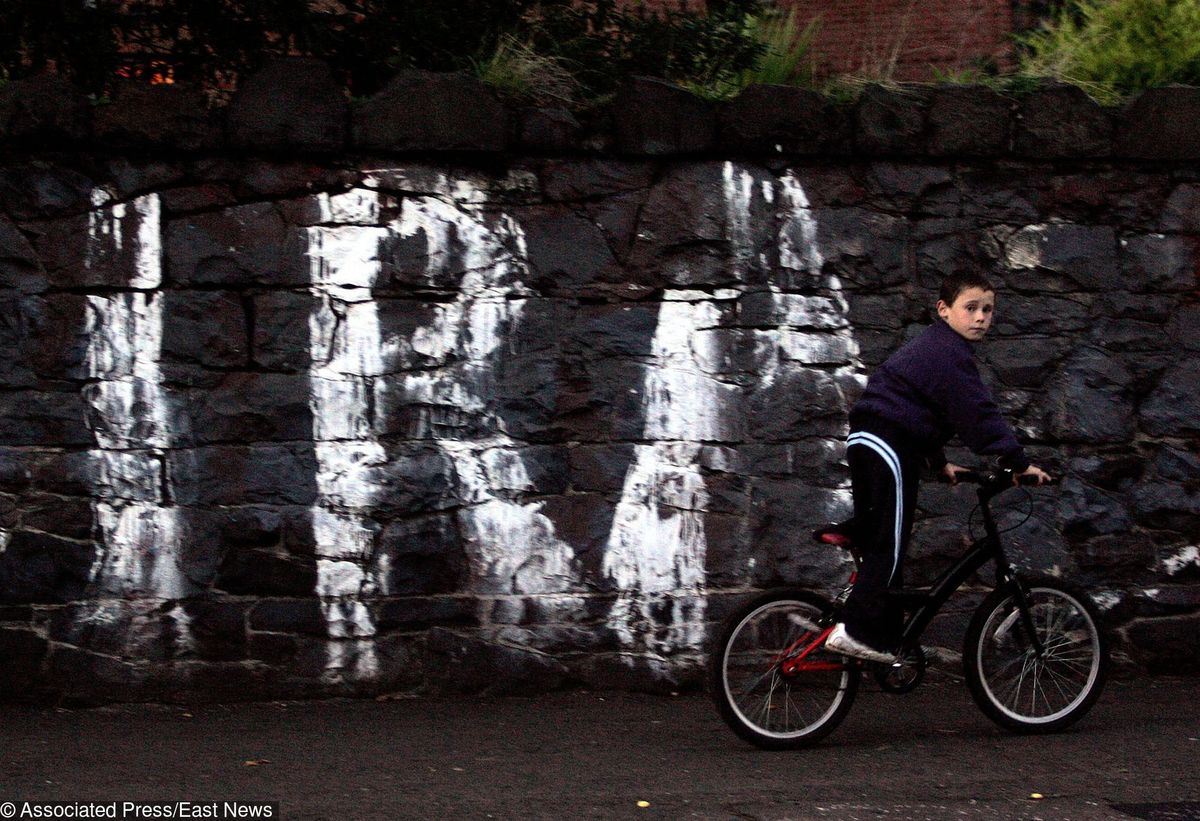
left=637, top=0, right=1040, bottom=81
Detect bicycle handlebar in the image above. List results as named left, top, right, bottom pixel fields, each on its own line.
left=939, top=468, right=1056, bottom=492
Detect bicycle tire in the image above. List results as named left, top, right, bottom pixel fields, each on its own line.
left=709, top=590, right=859, bottom=749
left=964, top=577, right=1108, bottom=733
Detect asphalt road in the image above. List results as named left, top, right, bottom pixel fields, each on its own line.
left=2, top=675, right=1198, bottom=820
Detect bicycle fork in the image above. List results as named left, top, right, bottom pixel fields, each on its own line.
left=980, top=498, right=1048, bottom=659
left=992, top=561, right=1047, bottom=657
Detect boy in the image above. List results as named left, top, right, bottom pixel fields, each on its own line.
left=826, top=272, right=1051, bottom=663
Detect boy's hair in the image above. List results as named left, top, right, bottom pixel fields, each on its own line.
left=938, top=272, right=995, bottom=306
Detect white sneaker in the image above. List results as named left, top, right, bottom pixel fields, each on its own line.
left=825, top=623, right=895, bottom=664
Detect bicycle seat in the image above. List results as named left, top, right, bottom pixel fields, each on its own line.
left=812, top=522, right=853, bottom=548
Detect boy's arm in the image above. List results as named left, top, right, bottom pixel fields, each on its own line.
left=934, top=355, right=1030, bottom=472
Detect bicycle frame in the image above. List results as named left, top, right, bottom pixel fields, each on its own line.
left=782, top=474, right=1047, bottom=673
left=896, top=478, right=1046, bottom=656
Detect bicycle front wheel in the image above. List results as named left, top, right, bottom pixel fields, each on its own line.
left=710, top=591, right=858, bottom=749
left=965, top=579, right=1107, bottom=733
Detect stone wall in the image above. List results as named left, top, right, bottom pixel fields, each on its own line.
left=1, top=65, right=1198, bottom=703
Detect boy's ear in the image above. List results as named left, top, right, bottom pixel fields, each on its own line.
left=936, top=299, right=950, bottom=319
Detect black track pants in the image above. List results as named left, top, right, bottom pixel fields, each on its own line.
left=842, top=428, right=922, bottom=650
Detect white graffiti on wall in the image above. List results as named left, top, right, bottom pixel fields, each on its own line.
left=83, top=191, right=192, bottom=648
left=70, top=163, right=860, bottom=668
left=306, top=188, right=395, bottom=682
left=384, top=175, right=579, bottom=611
left=599, top=163, right=859, bottom=656
left=303, top=174, right=580, bottom=683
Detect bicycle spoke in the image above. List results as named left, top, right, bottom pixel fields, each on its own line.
left=972, top=585, right=1105, bottom=729
left=715, top=595, right=857, bottom=747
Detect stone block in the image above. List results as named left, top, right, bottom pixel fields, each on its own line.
left=1068, top=453, right=1145, bottom=491
left=0, top=216, right=45, bottom=292
left=542, top=159, right=657, bottom=202
left=374, top=514, right=466, bottom=596
left=246, top=631, right=300, bottom=665
left=179, top=373, right=314, bottom=445
left=32, top=201, right=164, bottom=290
left=518, top=206, right=622, bottom=290
left=747, top=479, right=852, bottom=588
left=720, top=83, right=850, bottom=155
left=854, top=84, right=930, bottom=156
left=374, top=596, right=478, bottom=633
left=980, top=337, right=1071, bottom=387
left=532, top=494, right=618, bottom=569
left=353, top=70, right=507, bottom=152
left=811, top=207, right=911, bottom=288
left=46, top=645, right=157, bottom=705
left=1077, top=532, right=1154, bottom=571
left=1132, top=482, right=1200, bottom=535
left=250, top=290, right=316, bottom=372
left=574, top=303, right=659, bottom=358
left=1058, top=477, right=1133, bottom=539
left=15, top=295, right=90, bottom=381
left=516, top=107, right=582, bottom=152
left=162, top=291, right=248, bottom=369
left=160, top=184, right=239, bottom=215
left=363, top=445, right=459, bottom=517
left=0, top=74, right=90, bottom=144
left=0, top=391, right=92, bottom=447
left=1116, top=86, right=1200, bottom=160
left=1160, top=184, right=1200, bottom=233
left=0, top=166, right=96, bottom=222
left=170, top=445, right=319, bottom=506
left=867, top=164, right=959, bottom=216
left=181, top=599, right=250, bottom=661
left=1138, top=585, right=1200, bottom=614
left=1121, top=234, right=1197, bottom=293
left=991, top=294, right=1093, bottom=336
left=95, top=82, right=222, bottom=151
left=1015, top=82, right=1113, bottom=158
left=248, top=599, right=327, bottom=636
left=571, top=652, right=687, bottom=694
left=423, top=628, right=569, bottom=695
left=1004, top=224, right=1120, bottom=292
left=0, top=530, right=95, bottom=604
left=612, top=76, right=716, bottom=156
left=215, top=546, right=316, bottom=598
left=927, top=85, right=1012, bottom=157
left=1123, top=614, right=1200, bottom=674
left=1140, top=360, right=1200, bottom=437
left=1156, top=446, right=1200, bottom=482
left=161, top=660, right=279, bottom=704
left=228, top=59, right=347, bottom=152
left=1042, top=348, right=1135, bottom=444
left=738, top=291, right=847, bottom=330
left=18, top=492, right=93, bottom=541
left=959, top=168, right=1039, bottom=224
left=167, top=203, right=311, bottom=286
left=0, top=308, right=34, bottom=388
left=568, top=444, right=638, bottom=494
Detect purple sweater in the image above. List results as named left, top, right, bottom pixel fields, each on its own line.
left=850, top=319, right=1029, bottom=471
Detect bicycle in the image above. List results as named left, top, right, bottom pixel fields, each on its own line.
left=709, top=469, right=1109, bottom=749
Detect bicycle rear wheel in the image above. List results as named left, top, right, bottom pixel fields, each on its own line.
left=710, top=590, right=858, bottom=749
left=965, top=578, right=1107, bottom=733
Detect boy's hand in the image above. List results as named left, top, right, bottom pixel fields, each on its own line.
left=1017, top=465, right=1052, bottom=486
left=942, top=462, right=970, bottom=485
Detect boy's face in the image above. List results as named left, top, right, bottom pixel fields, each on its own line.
left=937, top=286, right=994, bottom=341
